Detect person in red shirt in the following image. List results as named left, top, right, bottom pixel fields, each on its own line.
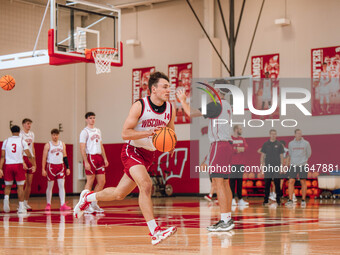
left=230, top=125, right=249, bottom=206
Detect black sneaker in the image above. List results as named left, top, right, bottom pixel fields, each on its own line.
left=207, top=219, right=235, bottom=232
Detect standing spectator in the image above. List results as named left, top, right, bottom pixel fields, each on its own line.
left=260, top=129, right=284, bottom=205
left=230, top=125, right=249, bottom=206
left=286, top=129, right=312, bottom=207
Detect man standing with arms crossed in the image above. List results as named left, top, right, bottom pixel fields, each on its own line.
left=79, top=112, right=109, bottom=213
left=20, top=118, right=36, bottom=210
left=74, top=72, right=177, bottom=245
left=261, top=129, right=284, bottom=206
left=286, top=129, right=311, bottom=207
left=177, top=79, right=235, bottom=231
left=1, top=125, right=36, bottom=213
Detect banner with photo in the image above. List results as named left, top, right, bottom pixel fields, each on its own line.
left=132, top=67, right=155, bottom=103
left=251, top=54, right=280, bottom=119
left=311, top=46, right=340, bottom=116
left=168, top=62, right=192, bottom=124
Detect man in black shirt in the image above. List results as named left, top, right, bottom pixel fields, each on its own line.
left=260, top=129, right=284, bottom=205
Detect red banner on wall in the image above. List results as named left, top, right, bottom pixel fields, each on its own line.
left=168, top=63, right=192, bottom=124
left=251, top=54, right=280, bottom=119
left=311, top=46, right=340, bottom=116
left=132, top=67, right=155, bottom=103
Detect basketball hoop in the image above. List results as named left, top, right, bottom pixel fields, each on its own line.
left=88, top=48, right=117, bottom=74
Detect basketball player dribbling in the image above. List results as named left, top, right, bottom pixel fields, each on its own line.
left=177, top=79, right=235, bottom=232
left=74, top=72, right=177, bottom=245
left=0, top=125, right=36, bottom=214
left=19, top=118, right=36, bottom=210
left=79, top=112, right=109, bottom=213
left=318, top=62, right=331, bottom=114
left=42, top=129, right=71, bottom=211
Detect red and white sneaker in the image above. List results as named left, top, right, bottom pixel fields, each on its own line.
left=149, top=226, right=177, bottom=245
left=73, top=191, right=93, bottom=219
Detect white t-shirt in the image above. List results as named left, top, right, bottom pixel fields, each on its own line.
left=47, top=141, right=64, bottom=164
left=2, top=136, right=29, bottom=164
left=19, top=130, right=35, bottom=156
left=79, top=127, right=102, bottom=155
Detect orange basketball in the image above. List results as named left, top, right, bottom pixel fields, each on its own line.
left=242, top=180, right=247, bottom=186
left=242, top=189, right=247, bottom=196
left=306, top=180, right=312, bottom=188
left=256, top=180, right=263, bottom=187
left=285, top=189, right=289, bottom=195
left=307, top=189, right=312, bottom=196
left=294, top=189, right=299, bottom=196
left=248, top=173, right=255, bottom=179
left=152, top=127, right=177, bottom=152
left=0, top=75, right=15, bottom=91
left=313, top=188, right=319, bottom=195
left=246, top=180, right=253, bottom=187
left=312, top=180, right=318, bottom=187
left=299, top=189, right=303, bottom=196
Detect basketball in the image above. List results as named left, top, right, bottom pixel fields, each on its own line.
left=312, top=180, right=318, bottom=187
left=152, top=127, right=177, bottom=152
left=306, top=180, right=312, bottom=187
left=0, top=75, right=15, bottom=91
left=242, top=189, right=247, bottom=196
left=294, top=189, right=299, bottom=196
left=307, top=189, right=313, bottom=196
left=256, top=180, right=263, bottom=187
left=246, top=180, right=253, bottom=187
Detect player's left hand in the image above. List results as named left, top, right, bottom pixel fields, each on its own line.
left=23, top=163, right=28, bottom=170
left=104, top=160, right=109, bottom=167
left=31, top=166, right=36, bottom=173
left=66, top=169, right=71, bottom=176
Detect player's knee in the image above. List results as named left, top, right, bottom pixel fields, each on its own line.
left=139, top=180, right=153, bottom=194
left=115, top=193, right=126, bottom=201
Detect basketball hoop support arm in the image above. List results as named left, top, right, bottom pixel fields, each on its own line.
left=32, top=0, right=51, bottom=57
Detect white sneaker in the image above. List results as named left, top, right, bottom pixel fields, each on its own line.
left=24, top=202, right=32, bottom=210
left=3, top=200, right=10, bottom=213
left=204, top=195, right=213, bottom=202
left=91, top=202, right=104, bottom=213
left=17, top=205, right=27, bottom=214
left=232, top=199, right=237, bottom=206
left=269, top=193, right=276, bottom=201
left=293, top=194, right=297, bottom=202
left=238, top=199, right=249, bottom=206
left=150, top=226, right=177, bottom=245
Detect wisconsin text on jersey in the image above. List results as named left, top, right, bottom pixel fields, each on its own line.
left=141, top=119, right=167, bottom=128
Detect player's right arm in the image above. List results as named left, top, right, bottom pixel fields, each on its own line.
left=176, top=89, right=202, bottom=118
left=80, top=143, right=90, bottom=171
left=41, top=143, right=50, bottom=177
left=0, top=150, right=5, bottom=178
left=122, top=101, right=157, bottom=140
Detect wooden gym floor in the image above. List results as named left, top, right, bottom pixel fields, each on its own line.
left=0, top=196, right=340, bottom=254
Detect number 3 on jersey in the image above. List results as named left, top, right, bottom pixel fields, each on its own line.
left=12, top=144, right=16, bottom=153
left=164, top=113, right=170, bottom=120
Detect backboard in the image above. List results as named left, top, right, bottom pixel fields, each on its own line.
left=48, top=0, right=122, bottom=66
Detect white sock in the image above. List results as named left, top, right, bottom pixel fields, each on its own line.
left=86, top=193, right=97, bottom=202
left=19, top=201, right=24, bottom=208
left=24, top=200, right=28, bottom=205
left=147, top=219, right=158, bottom=235
left=221, top=213, right=231, bottom=222
left=46, top=181, right=54, bottom=204
left=4, top=195, right=9, bottom=201
left=57, top=179, right=65, bottom=205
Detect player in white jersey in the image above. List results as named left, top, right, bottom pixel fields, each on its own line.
left=0, top=125, right=36, bottom=214
left=79, top=112, right=109, bottom=213
left=318, top=62, right=331, bottom=114
left=74, top=72, right=177, bottom=245
left=261, top=72, right=272, bottom=110
left=177, top=79, right=235, bottom=232
left=42, top=129, right=71, bottom=211
left=19, top=118, right=36, bottom=210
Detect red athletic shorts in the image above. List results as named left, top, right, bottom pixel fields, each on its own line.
left=209, top=141, right=233, bottom=178
left=4, top=164, right=26, bottom=183
left=46, top=163, right=65, bottom=181
left=121, top=143, right=154, bottom=181
left=85, top=154, right=105, bottom=175
left=24, top=156, right=34, bottom=174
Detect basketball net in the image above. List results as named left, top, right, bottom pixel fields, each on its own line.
left=92, top=48, right=117, bottom=74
